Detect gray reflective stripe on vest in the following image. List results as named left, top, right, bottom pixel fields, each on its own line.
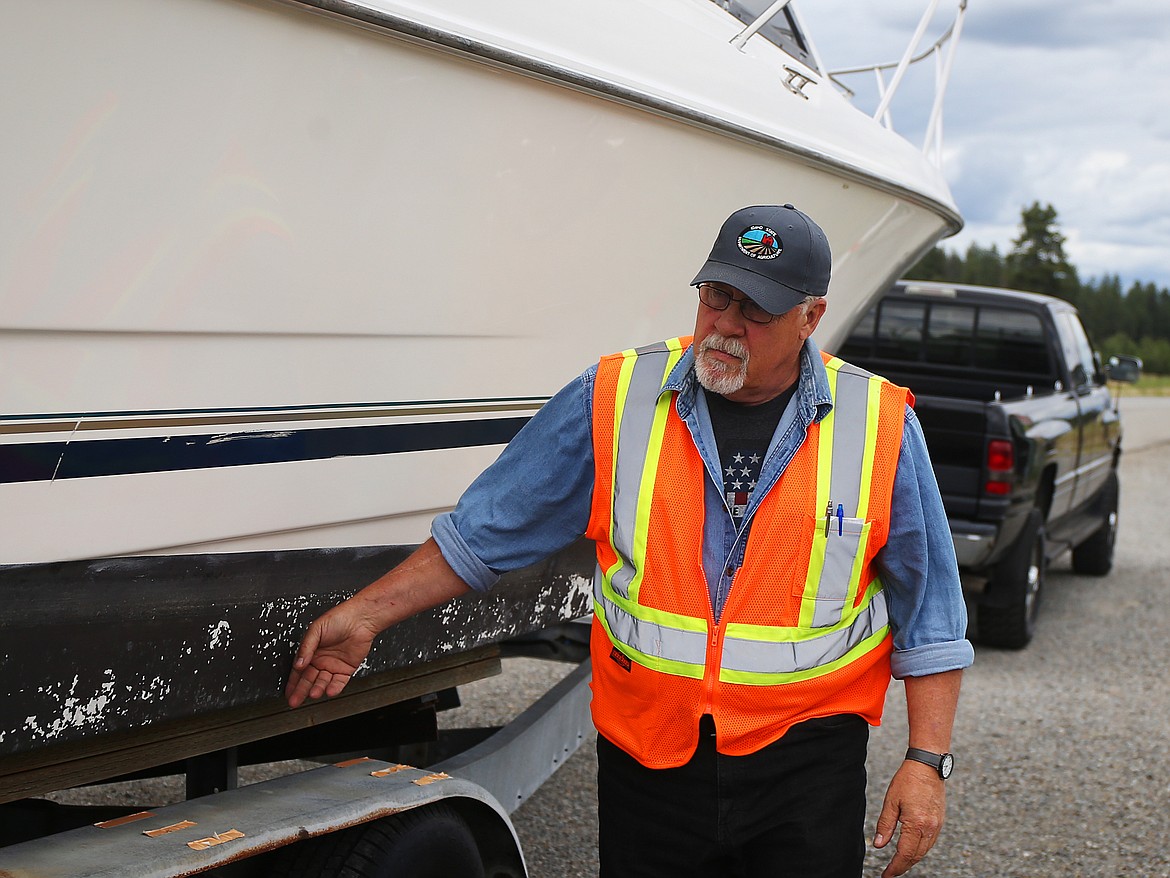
left=803, top=360, right=887, bottom=629
left=596, top=573, right=709, bottom=677
left=604, top=341, right=679, bottom=602
left=827, top=362, right=874, bottom=515
left=722, top=588, right=889, bottom=681
left=599, top=575, right=889, bottom=681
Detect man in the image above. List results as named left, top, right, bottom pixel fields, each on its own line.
left=286, top=204, right=973, bottom=878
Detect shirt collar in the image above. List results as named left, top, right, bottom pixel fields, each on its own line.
left=666, top=338, right=834, bottom=423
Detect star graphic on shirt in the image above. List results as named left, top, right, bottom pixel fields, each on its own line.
left=723, top=447, right=765, bottom=525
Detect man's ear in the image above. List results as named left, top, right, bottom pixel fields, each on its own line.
left=800, top=298, right=827, bottom=339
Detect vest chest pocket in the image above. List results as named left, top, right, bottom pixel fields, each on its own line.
left=796, top=514, right=873, bottom=628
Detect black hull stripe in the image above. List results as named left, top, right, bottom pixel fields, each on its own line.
left=0, top=417, right=530, bottom=484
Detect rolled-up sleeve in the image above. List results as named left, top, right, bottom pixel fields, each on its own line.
left=431, top=367, right=597, bottom=592
left=879, top=406, right=975, bottom=679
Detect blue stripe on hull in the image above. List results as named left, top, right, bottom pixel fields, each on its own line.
left=0, top=417, right=530, bottom=484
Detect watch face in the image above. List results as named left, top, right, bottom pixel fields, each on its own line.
left=940, top=753, right=954, bottom=780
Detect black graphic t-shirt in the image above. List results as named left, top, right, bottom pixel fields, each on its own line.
left=704, top=386, right=795, bottom=530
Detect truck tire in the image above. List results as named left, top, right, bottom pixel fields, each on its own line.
left=1071, top=471, right=1119, bottom=576
left=272, top=802, right=485, bottom=878
left=976, top=509, right=1046, bottom=649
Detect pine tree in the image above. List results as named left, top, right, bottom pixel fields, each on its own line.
left=961, top=243, right=1004, bottom=287
left=1004, top=202, right=1079, bottom=300
left=907, top=246, right=948, bottom=281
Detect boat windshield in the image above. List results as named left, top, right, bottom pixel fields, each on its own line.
left=711, top=1, right=817, bottom=71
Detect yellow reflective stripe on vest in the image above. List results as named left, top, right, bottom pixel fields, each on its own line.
left=600, top=338, right=685, bottom=606
left=721, top=582, right=889, bottom=685
left=800, top=358, right=890, bottom=629
left=596, top=338, right=705, bottom=678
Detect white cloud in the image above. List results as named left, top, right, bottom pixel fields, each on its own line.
left=799, top=0, right=1170, bottom=289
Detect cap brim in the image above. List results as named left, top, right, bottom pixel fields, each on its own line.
left=691, top=261, right=807, bottom=315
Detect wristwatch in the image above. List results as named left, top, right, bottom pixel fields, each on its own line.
left=905, top=747, right=954, bottom=780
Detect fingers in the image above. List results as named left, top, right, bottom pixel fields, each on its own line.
left=286, top=660, right=354, bottom=708
left=284, top=623, right=322, bottom=707
left=873, top=799, right=898, bottom=850
left=285, top=660, right=321, bottom=708
left=285, top=621, right=338, bottom=708
left=285, top=670, right=313, bottom=709
left=875, top=766, right=945, bottom=877
left=303, top=668, right=342, bottom=702
left=879, top=824, right=932, bottom=878
left=285, top=614, right=366, bottom=708
left=291, top=619, right=322, bottom=673
left=324, top=671, right=352, bottom=698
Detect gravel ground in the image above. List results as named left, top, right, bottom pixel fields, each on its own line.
left=41, top=397, right=1170, bottom=877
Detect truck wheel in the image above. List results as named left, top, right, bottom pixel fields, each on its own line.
left=1071, top=471, right=1119, bottom=576
left=976, top=510, right=1046, bottom=649
left=272, top=802, right=485, bottom=878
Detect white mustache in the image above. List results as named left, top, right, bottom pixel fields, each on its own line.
left=699, top=334, right=748, bottom=362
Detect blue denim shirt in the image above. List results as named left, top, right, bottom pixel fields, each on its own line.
left=433, top=339, right=974, bottom=679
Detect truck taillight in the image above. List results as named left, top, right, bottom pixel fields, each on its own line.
left=985, top=439, right=1014, bottom=495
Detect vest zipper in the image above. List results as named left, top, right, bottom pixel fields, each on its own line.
left=702, top=612, right=723, bottom=716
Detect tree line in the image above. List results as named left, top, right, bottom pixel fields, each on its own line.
left=907, top=202, right=1170, bottom=374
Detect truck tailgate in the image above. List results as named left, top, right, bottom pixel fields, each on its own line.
left=912, top=394, right=993, bottom=520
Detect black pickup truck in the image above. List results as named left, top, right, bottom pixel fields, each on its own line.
left=837, top=281, right=1142, bottom=648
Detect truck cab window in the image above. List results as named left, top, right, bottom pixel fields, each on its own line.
left=874, top=300, right=927, bottom=361
left=973, top=308, right=1052, bottom=379
left=1055, top=311, right=1097, bottom=388
left=925, top=304, right=976, bottom=366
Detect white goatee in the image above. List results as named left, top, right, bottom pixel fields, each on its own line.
left=695, top=333, right=749, bottom=396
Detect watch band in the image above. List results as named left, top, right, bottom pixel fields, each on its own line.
left=905, top=747, right=954, bottom=780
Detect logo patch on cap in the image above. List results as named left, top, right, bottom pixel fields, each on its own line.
left=737, top=226, right=782, bottom=260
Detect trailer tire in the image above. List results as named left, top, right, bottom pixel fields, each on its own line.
left=1071, top=470, right=1119, bottom=576
left=975, top=509, right=1046, bottom=650
left=272, top=802, right=485, bottom=878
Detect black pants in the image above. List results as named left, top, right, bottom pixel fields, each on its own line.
left=597, top=714, right=869, bottom=878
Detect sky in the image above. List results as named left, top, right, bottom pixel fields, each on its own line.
left=796, top=0, right=1170, bottom=291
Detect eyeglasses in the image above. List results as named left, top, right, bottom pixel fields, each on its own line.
left=697, top=284, right=775, bottom=325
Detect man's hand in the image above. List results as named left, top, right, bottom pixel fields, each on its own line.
left=872, top=760, right=947, bottom=877
left=284, top=538, right=474, bottom=709
left=285, top=602, right=380, bottom=708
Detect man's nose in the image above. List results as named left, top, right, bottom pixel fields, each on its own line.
left=714, top=301, right=749, bottom=333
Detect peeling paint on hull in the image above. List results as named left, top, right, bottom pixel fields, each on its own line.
left=0, top=541, right=594, bottom=767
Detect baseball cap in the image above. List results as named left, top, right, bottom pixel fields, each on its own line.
left=690, top=204, right=832, bottom=315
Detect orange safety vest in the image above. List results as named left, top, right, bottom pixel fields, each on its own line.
left=586, top=336, right=910, bottom=768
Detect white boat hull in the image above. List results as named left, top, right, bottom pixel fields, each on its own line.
left=1, top=0, right=960, bottom=564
